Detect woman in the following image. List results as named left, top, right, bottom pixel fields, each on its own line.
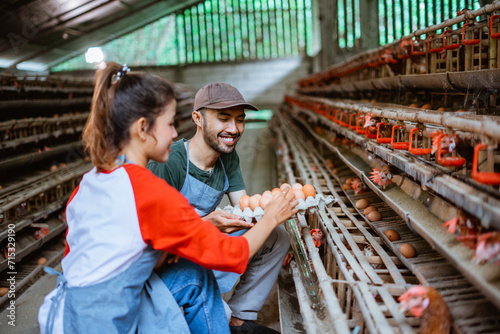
left=38, top=62, right=298, bottom=334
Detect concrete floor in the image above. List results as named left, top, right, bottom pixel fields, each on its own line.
left=1, top=123, right=281, bottom=333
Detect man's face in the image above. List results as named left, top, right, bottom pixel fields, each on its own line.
left=201, top=107, right=245, bottom=154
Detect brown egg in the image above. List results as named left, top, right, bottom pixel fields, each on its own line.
left=260, top=196, right=272, bottom=210
left=343, top=183, right=352, bottom=190
left=280, top=183, right=291, bottom=192
left=239, top=195, right=250, bottom=209
left=271, top=188, right=282, bottom=198
left=421, top=104, right=432, bottom=110
left=0, top=287, right=8, bottom=297
left=384, top=229, right=400, bottom=241
left=400, top=244, right=416, bottom=258
left=262, top=190, right=272, bottom=198
left=409, top=103, right=419, bottom=108
left=291, top=183, right=303, bottom=190
left=355, top=199, right=369, bottom=209
left=437, top=107, right=446, bottom=112
left=249, top=196, right=260, bottom=211
left=333, top=169, right=339, bottom=174
left=37, top=257, right=47, bottom=265
left=292, top=189, right=306, bottom=200
left=367, top=211, right=382, bottom=221
left=363, top=206, right=378, bottom=215
left=253, top=194, right=262, bottom=200
left=302, top=184, right=316, bottom=198
left=50, top=165, right=58, bottom=172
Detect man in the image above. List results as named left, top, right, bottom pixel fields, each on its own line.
left=149, top=83, right=289, bottom=334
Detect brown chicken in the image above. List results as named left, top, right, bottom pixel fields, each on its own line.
left=474, top=231, right=500, bottom=265
left=399, top=285, right=451, bottom=334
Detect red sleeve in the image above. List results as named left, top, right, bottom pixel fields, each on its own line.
left=63, top=185, right=80, bottom=257
left=125, top=165, right=249, bottom=274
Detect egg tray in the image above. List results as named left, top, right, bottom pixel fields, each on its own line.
left=217, top=194, right=337, bottom=223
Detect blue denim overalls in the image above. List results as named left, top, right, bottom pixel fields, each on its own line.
left=179, top=140, right=245, bottom=293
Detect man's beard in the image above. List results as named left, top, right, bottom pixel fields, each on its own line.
left=203, top=122, right=240, bottom=154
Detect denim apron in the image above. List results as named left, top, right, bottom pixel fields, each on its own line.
left=180, top=140, right=244, bottom=293
left=43, top=237, right=189, bottom=332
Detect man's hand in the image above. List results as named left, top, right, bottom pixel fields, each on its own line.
left=154, top=252, right=180, bottom=270
left=204, top=210, right=254, bottom=233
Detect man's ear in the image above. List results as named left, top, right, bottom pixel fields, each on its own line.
left=192, top=110, right=203, bottom=127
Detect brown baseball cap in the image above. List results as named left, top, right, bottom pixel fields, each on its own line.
left=193, top=82, right=258, bottom=111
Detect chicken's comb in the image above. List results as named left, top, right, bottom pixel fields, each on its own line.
left=398, top=285, right=427, bottom=302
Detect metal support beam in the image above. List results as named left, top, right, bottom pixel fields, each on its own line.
left=317, top=0, right=336, bottom=69
left=359, top=0, right=380, bottom=50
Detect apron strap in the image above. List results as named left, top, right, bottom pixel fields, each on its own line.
left=44, top=267, right=67, bottom=334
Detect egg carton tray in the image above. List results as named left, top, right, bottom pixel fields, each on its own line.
left=217, top=195, right=337, bottom=223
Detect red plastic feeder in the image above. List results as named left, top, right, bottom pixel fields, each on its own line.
left=443, top=30, right=461, bottom=50
left=462, top=23, right=481, bottom=45
left=349, top=114, right=358, bottom=130
left=427, top=34, right=443, bottom=53
left=391, top=125, right=410, bottom=150
left=409, top=128, right=432, bottom=155
left=339, top=112, right=350, bottom=127
left=490, top=15, right=500, bottom=39
left=333, top=109, right=342, bottom=124
left=472, top=144, right=500, bottom=185
left=411, top=38, right=426, bottom=56
left=397, top=40, right=411, bottom=59
left=356, top=116, right=366, bottom=135
left=376, top=122, right=392, bottom=144
left=436, top=134, right=465, bottom=167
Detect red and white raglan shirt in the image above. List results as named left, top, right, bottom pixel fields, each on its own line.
left=39, top=164, right=249, bottom=332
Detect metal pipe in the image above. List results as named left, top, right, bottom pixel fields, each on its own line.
left=291, top=94, right=500, bottom=140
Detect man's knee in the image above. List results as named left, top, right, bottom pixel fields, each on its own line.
left=274, top=225, right=290, bottom=250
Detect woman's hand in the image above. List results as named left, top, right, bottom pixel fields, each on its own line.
left=262, top=186, right=299, bottom=227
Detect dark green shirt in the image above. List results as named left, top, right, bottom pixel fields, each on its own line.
left=148, top=139, right=246, bottom=193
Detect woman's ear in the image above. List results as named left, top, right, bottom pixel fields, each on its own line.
left=192, top=110, right=203, bottom=127
left=132, top=117, right=148, bottom=142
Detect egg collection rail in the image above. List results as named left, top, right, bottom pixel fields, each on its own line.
left=298, top=2, right=500, bottom=109
left=273, top=108, right=500, bottom=333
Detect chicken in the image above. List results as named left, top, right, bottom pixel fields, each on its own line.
left=369, top=166, right=393, bottom=189
left=350, top=178, right=365, bottom=195
left=474, top=231, right=500, bottom=265
left=430, top=132, right=473, bottom=162
left=364, top=113, right=379, bottom=132
left=282, top=251, right=294, bottom=267
left=398, top=285, right=451, bottom=334
left=310, top=228, right=324, bottom=247
left=442, top=211, right=481, bottom=249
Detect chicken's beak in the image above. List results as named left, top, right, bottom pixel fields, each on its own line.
left=398, top=301, right=409, bottom=314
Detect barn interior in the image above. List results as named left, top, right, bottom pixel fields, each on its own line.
left=1, top=0, right=500, bottom=333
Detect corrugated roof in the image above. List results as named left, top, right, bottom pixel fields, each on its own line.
left=0, top=0, right=202, bottom=72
